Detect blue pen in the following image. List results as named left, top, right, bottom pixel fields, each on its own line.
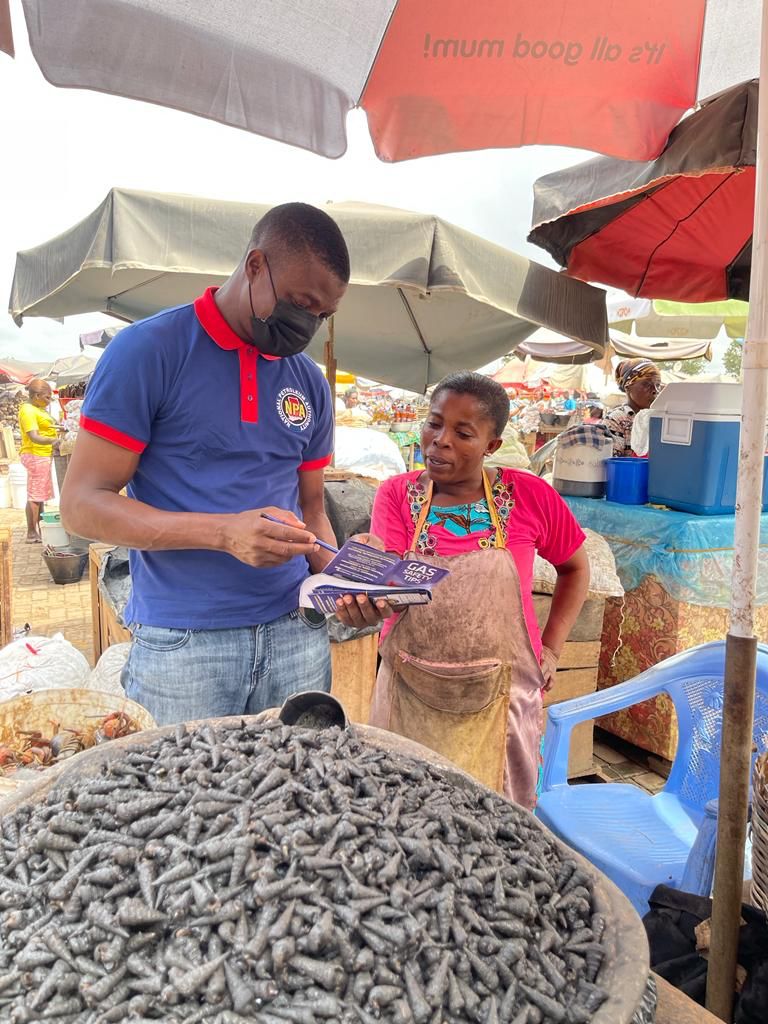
left=262, top=513, right=339, bottom=554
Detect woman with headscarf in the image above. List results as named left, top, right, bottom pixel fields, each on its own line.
left=606, top=359, right=662, bottom=457
left=18, top=379, right=59, bottom=543
left=337, top=371, right=589, bottom=809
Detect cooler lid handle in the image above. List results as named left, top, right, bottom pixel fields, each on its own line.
left=661, top=412, right=693, bottom=446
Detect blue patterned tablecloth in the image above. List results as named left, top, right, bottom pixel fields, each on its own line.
left=564, top=496, right=768, bottom=607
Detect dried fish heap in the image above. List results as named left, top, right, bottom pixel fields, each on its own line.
left=0, top=721, right=616, bottom=1023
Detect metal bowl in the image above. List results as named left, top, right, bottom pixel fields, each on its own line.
left=0, top=714, right=652, bottom=1024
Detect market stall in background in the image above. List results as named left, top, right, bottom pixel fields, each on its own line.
left=0, top=355, right=96, bottom=526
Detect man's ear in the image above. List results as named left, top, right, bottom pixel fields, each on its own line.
left=244, top=248, right=267, bottom=281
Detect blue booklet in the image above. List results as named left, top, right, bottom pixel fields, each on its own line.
left=299, top=540, right=449, bottom=615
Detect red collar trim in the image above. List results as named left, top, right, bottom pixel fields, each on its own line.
left=194, top=286, right=280, bottom=360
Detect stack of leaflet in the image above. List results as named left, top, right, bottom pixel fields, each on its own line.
left=300, top=541, right=449, bottom=614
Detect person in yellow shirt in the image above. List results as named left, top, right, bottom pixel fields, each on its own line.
left=19, top=379, right=59, bottom=543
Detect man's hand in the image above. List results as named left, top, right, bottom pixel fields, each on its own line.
left=221, top=507, right=321, bottom=568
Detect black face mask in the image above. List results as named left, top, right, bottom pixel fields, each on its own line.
left=249, top=257, right=322, bottom=358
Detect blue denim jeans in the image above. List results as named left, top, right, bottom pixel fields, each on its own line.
left=122, top=611, right=331, bottom=726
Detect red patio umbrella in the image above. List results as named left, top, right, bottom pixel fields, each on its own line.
left=527, top=80, right=757, bottom=302
left=9, top=0, right=759, bottom=163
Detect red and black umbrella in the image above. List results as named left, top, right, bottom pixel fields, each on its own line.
left=5, top=0, right=759, bottom=163
left=527, top=80, right=757, bottom=303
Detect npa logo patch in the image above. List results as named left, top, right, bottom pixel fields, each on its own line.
left=277, top=388, right=312, bottom=431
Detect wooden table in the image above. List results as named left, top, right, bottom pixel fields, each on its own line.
left=564, top=496, right=768, bottom=761
left=654, top=973, right=723, bottom=1024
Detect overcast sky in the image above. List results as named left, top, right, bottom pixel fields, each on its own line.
left=0, top=0, right=603, bottom=364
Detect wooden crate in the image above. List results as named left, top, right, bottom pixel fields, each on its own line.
left=89, top=544, right=131, bottom=663
left=330, top=634, right=378, bottom=723
left=0, top=528, right=12, bottom=648
left=535, top=595, right=605, bottom=777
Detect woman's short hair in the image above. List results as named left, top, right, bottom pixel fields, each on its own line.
left=27, top=378, right=50, bottom=397
left=431, top=372, right=510, bottom=436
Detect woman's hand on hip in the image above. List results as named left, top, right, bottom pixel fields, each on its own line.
left=539, top=645, right=559, bottom=692
left=335, top=594, right=393, bottom=628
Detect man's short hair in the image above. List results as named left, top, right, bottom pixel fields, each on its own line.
left=248, top=203, right=350, bottom=283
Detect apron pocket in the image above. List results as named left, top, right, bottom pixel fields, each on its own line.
left=396, top=652, right=507, bottom=714
left=389, top=652, right=511, bottom=793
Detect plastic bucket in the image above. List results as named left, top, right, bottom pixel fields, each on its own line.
left=9, top=462, right=27, bottom=510
left=605, top=457, right=649, bottom=505
left=66, top=535, right=91, bottom=553
left=40, top=518, right=70, bottom=548
left=42, top=550, right=88, bottom=586
left=0, top=474, right=10, bottom=509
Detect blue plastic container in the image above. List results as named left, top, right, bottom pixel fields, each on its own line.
left=647, top=382, right=768, bottom=515
left=605, top=457, right=649, bottom=505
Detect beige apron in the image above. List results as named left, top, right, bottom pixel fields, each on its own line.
left=370, top=472, right=545, bottom=808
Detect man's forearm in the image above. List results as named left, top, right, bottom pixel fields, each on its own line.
left=61, top=488, right=230, bottom=553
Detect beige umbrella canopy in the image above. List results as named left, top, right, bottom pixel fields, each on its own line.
left=606, top=290, right=748, bottom=340
left=9, top=1, right=763, bottom=162
left=514, top=326, right=712, bottom=365
left=9, top=188, right=608, bottom=392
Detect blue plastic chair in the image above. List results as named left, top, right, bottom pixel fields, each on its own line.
left=538, top=641, right=768, bottom=917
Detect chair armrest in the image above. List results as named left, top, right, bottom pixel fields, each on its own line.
left=541, top=670, right=672, bottom=792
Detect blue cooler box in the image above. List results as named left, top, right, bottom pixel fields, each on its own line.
left=648, top=382, right=768, bottom=515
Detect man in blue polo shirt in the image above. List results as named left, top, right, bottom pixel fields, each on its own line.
left=62, top=202, right=385, bottom=725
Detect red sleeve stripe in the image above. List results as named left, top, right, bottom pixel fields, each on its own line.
left=299, top=453, right=333, bottom=472
left=80, top=415, right=146, bottom=454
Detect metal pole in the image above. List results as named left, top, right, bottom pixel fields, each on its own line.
left=706, top=4, right=768, bottom=1017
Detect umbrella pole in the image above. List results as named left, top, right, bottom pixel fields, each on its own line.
left=706, top=5, right=768, bottom=1018
left=324, top=316, right=337, bottom=468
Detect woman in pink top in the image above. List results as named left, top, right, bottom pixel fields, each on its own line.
left=365, top=372, right=589, bottom=808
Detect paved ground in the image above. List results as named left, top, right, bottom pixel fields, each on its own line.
left=1, top=507, right=94, bottom=664
left=590, top=732, right=667, bottom=794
